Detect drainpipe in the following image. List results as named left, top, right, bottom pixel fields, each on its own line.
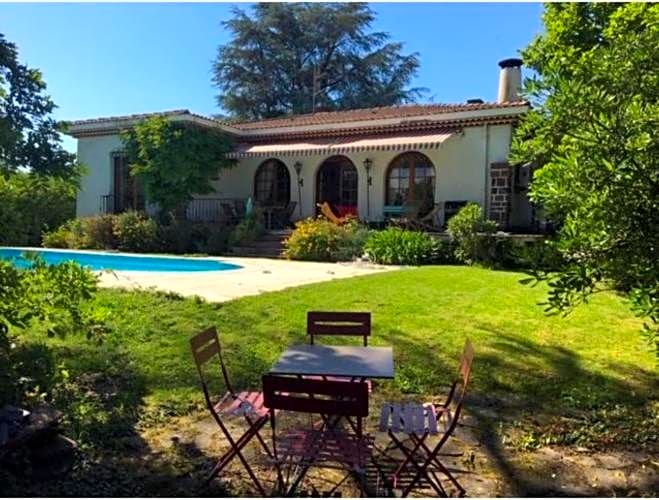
left=484, top=124, right=490, bottom=215
left=294, top=161, right=303, bottom=217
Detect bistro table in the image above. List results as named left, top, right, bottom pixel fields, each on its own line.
left=268, top=344, right=394, bottom=495
left=269, top=344, right=394, bottom=380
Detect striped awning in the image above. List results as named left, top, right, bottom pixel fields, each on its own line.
left=226, top=129, right=458, bottom=159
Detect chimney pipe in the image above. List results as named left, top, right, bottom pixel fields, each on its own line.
left=497, top=58, right=523, bottom=103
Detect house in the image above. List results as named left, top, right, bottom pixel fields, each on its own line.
left=65, top=58, right=536, bottom=231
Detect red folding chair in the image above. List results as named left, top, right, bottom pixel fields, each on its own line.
left=306, top=311, right=373, bottom=392
left=307, top=311, right=371, bottom=346
left=378, top=340, right=474, bottom=497
left=190, top=327, right=276, bottom=495
left=263, top=374, right=373, bottom=496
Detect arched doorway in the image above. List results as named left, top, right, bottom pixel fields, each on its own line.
left=253, top=159, right=290, bottom=206
left=316, top=156, right=358, bottom=217
left=386, top=152, right=436, bottom=216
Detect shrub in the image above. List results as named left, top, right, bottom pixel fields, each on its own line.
left=446, top=203, right=497, bottom=264
left=228, top=211, right=265, bottom=247
left=436, top=239, right=459, bottom=265
left=364, top=228, right=439, bottom=265
left=332, top=219, right=371, bottom=262
left=0, top=255, right=100, bottom=404
left=205, top=228, right=231, bottom=255
left=0, top=173, right=76, bottom=246
left=42, top=224, right=73, bottom=248
left=113, top=211, right=159, bottom=252
left=43, top=214, right=233, bottom=256
left=42, top=219, right=87, bottom=249
left=157, top=220, right=194, bottom=254
left=513, top=238, right=565, bottom=271
left=284, top=217, right=369, bottom=262
left=84, top=214, right=117, bottom=249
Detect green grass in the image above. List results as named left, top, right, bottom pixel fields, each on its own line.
left=8, top=265, right=657, bottom=495
left=30, top=265, right=655, bottom=413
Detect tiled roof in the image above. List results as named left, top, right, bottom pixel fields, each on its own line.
left=225, top=101, right=527, bottom=131
left=65, top=101, right=529, bottom=138
left=67, top=109, right=198, bottom=126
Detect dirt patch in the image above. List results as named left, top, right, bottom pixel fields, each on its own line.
left=137, top=406, right=658, bottom=497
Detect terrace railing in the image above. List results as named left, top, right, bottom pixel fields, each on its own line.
left=185, top=198, right=246, bottom=224
left=100, top=194, right=116, bottom=214
left=98, top=196, right=249, bottom=225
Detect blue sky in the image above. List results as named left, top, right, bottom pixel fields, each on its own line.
left=2, top=2, right=544, bottom=151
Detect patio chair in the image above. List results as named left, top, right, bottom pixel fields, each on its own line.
left=317, top=202, right=350, bottom=225
left=377, top=339, right=474, bottom=497
left=307, top=311, right=371, bottom=347
left=307, top=311, right=373, bottom=392
left=221, top=202, right=240, bottom=226
left=262, top=374, right=373, bottom=496
left=190, top=327, right=276, bottom=495
left=408, top=204, right=443, bottom=232
left=271, top=201, right=297, bottom=229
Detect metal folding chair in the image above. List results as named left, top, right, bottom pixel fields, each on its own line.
left=378, top=339, right=474, bottom=497
left=263, top=374, right=373, bottom=496
left=306, top=311, right=373, bottom=393
left=190, top=327, right=275, bottom=495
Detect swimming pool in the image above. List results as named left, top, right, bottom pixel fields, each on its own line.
left=0, top=248, right=242, bottom=273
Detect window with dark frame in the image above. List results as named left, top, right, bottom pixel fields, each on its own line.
left=386, top=152, right=436, bottom=213
left=254, top=159, right=290, bottom=206
left=112, top=153, right=144, bottom=213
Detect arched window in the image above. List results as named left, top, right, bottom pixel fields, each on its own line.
left=386, top=152, right=435, bottom=214
left=254, top=159, right=290, bottom=206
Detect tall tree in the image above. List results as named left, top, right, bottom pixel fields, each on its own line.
left=0, top=34, right=77, bottom=177
left=212, top=3, right=425, bottom=120
left=511, top=4, right=659, bottom=354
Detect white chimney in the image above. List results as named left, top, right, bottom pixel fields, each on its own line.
left=497, top=58, right=523, bottom=103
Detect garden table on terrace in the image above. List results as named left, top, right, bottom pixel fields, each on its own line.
left=267, top=344, right=394, bottom=495
left=269, top=344, right=394, bottom=380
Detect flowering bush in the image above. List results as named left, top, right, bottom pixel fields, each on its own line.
left=284, top=217, right=369, bottom=262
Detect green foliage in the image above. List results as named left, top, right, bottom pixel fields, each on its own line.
left=84, top=214, right=117, bottom=249
left=0, top=34, right=78, bottom=176
left=43, top=214, right=230, bottom=255
left=0, top=171, right=78, bottom=246
left=112, top=211, right=159, bottom=253
left=446, top=203, right=497, bottom=264
left=42, top=219, right=84, bottom=249
left=284, top=217, right=369, bottom=261
left=205, top=228, right=231, bottom=255
left=0, top=255, right=100, bottom=403
left=2, top=267, right=656, bottom=494
left=510, top=3, right=659, bottom=355
left=121, top=116, right=234, bottom=218
left=228, top=211, right=265, bottom=247
left=513, top=239, right=565, bottom=272
left=364, top=227, right=439, bottom=265
left=213, top=3, right=424, bottom=119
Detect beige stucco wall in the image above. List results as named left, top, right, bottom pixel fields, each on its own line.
left=76, top=135, right=124, bottom=217
left=216, top=123, right=515, bottom=222
left=73, top=123, right=517, bottom=224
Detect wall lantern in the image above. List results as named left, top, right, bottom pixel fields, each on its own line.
left=294, top=161, right=304, bottom=187
left=363, top=158, right=373, bottom=186
left=363, top=158, right=373, bottom=219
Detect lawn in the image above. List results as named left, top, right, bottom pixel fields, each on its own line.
left=6, top=266, right=657, bottom=495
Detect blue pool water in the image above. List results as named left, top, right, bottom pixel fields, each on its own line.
left=0, top=248, right=242, bottom=272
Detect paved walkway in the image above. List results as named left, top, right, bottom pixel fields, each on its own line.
left=98, top=257, right=396, bottom=302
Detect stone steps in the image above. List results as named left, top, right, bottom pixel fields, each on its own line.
left=229, top=229, right=292, bottom=258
